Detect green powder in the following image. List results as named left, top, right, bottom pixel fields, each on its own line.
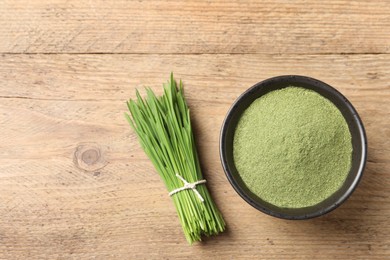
left=233, top=87, right=352, bottom=208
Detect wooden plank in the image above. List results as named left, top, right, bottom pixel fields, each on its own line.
left=0, top=0, right=389, bottom=54
left=0, top=54, right=389, bottom=259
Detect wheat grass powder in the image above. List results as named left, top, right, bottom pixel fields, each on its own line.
left=233, top=87, right=353, bottom=208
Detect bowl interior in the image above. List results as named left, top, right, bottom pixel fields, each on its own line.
left=220, top=75, right=367, bottom=219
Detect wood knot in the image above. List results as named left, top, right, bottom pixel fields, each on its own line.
left=82, top=149, right=99, bottom=165
left=74, top=143, right=108, bottom=172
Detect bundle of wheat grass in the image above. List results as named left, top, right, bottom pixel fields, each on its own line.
left=125, top=73, right=225, bottom=244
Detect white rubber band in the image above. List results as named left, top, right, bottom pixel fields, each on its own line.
left=169, top=173, right=206, bottom=202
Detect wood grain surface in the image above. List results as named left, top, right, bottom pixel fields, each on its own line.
left=1, top=0, right=389, bottom=54
left=0, top=1, right=389, bottom=259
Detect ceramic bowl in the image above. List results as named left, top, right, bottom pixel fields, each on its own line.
left=219, top=75, right=367, bottom=219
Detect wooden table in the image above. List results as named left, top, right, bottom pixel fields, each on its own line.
left=0, top=1, right=389, bottom=259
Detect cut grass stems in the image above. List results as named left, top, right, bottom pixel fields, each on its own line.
left=125, top=73, right=225, bottom=244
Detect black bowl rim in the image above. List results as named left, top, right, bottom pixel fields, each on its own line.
left=219, top=75, right=367, bottom=220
